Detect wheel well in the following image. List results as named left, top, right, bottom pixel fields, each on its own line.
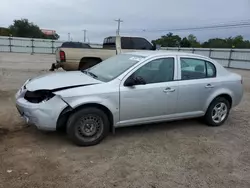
left=56, top=103, right=114, bottom=132
left=215, top=94, right=232, bottom=108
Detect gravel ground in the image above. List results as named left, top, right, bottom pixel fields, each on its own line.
left=0, top=52, right=250, bottom=188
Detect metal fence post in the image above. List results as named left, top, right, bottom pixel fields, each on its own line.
left=228, top=49, right=233, bottom=68
left=31, top=38, right=34, bottom=54
left=192, top=48, right=195, bottom=53
left=51, top=40, right=54, bottom=54
left=209, top=48, right=212, bottom=57
left=9, top=36, right=12, bottom=52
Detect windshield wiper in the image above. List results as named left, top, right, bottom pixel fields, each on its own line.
left=81, top=70, right=98, bottom=79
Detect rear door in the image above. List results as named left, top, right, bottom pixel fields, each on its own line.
left=176, top=56, right=217, bottom=114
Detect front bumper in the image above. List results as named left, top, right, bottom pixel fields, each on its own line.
left=15, top=89, right=68, bottom=131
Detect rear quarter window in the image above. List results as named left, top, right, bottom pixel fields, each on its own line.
left=180, top=58, right=216, bottom=80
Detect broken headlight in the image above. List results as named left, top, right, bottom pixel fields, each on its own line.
left=24, top=90, right=55, bottom=103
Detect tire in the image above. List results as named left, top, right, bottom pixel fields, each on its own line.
left=78, top=59, right=101, bottom=70
left=67, top=107, right=110, bottom=146
left=204, top=97, right=230, bottom=126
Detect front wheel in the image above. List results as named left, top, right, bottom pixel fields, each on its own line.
left=67, top=108, right=110, bottom=146
left=204, top=97, right=230, bottom=126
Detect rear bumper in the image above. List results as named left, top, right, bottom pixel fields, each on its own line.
left=15, top=90, right=68, bottom=131
left=51, top=61, right=79, bottom=71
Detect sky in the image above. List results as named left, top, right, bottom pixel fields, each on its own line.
left=1, top=0, right=250, bottom=43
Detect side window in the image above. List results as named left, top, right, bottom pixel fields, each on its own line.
left=132, top=58, right=175, bottom=84
left=132, top=38, right=152, bottom=50
left=180, top=58, right=216, bottom=80
left=140, top=38, right=153, bottom=50
left=121, top=37, right=133, bottom=49
left=206, top=61, right=216, bottom=77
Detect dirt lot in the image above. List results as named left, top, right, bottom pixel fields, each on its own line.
left=0, top=52, right=250, bottom=188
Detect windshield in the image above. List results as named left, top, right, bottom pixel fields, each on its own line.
left=86, top=54, right=145, bottom=82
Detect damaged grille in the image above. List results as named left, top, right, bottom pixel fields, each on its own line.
left=24, top=90, right=55, bottom=103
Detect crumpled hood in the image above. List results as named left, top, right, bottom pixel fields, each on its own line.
left=25, top=71, right=102, bottom=91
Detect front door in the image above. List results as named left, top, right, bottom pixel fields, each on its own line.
left=118, top=57, right=178, bottom=127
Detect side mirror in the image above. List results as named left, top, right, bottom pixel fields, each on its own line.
left=124, top=76, right=146, bottom=87
left=124, top=76, right=136, bottom=87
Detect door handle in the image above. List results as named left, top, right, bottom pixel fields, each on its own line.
left=163, top=87, right=175, bottom=93
left=205, top=84, right=214, bottom=88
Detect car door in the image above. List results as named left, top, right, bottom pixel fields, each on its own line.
left=176, top=56, right=217, bottom=115
left=118, top=56, right=178, bottom=126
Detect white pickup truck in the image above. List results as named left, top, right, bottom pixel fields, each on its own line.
left=50, top=36, right=156, bottom=71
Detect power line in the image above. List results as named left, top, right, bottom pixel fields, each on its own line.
left=121, top=20, right=250, bottom=33
left=121, top=24, right=250, bottom=35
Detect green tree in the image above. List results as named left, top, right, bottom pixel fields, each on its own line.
left=0, top=27, right=11, bottom=36
left=153, top=33, right=250, bottom=49
left=187, top=34, right=201, bottom=47
left=180, top=37, right=191, bottom=47
left=202, top=38, right=229, bottom=48
left=8, top=19, right=60, bottom=40
left=152, top=32, right=181, bottom=47
left=9, top=19, right=44, bottom=38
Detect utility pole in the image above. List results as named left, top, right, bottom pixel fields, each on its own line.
left=68, top=33, right=70, bottom=41
left=82, top=30, right=87, bottom=43
left=114, top=18, right=123, bottom=35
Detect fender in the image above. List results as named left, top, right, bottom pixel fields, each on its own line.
left=204, top=87, right=233, bottom=112
left=61, top=95, right=120, bottom=126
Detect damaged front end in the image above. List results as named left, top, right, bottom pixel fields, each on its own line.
left=15, top=69, right=103, bottom=131
left=16, top=88, right=70, bottom=131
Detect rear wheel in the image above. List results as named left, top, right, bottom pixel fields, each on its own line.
left=78, top=59, right=101, bottom=70
left=204, top=97, right=230, bottom=126
left=67, top=107, right=110, bottom=146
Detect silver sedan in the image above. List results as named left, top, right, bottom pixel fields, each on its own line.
left=16, top=51, right=243, bottom=146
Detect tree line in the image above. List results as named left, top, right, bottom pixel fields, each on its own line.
left=0, top=19, right=60, bottom=40
left=152, top=32, right=250, bottom=48
left=1, top=19, right=249, bottom=48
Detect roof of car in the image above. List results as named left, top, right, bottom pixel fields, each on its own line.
left=124, top=50, right=209, bottom=59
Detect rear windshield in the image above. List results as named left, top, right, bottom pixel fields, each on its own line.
left=61, top=42, right=91, bottom=48
left=103, top=37, right=153, bottom=50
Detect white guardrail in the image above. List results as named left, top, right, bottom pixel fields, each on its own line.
left=162, top=47, right=250, bottom=70
left=0, top=36, right=102, bottom=54
left=0, top=36, right=250, bottom=70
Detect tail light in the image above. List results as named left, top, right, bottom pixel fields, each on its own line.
left=59, top=50, right=66, bottom=62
